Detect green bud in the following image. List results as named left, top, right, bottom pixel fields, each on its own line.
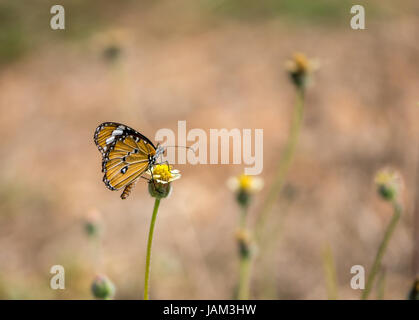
left=377, top=184, right=396, bottom=202
left=85, top=221, right=100, bottom=238
left=374, top=169, right=403, bottom=202
left=236, top=190, right=251, bottom=208
left=84, top=209, right=102, bottom=238
left=148, top=181, right=172, bottom=199
left=285, top=53, right=316, bottom=91
left=103, top=45, right=121, bottom=62
left=91, top=275, right=115, bottom=300
left=235, top=229, right=253, bottom=259
left=408, top=279, right=419, bottom=300
left=289, top=72, right=310, bottom=91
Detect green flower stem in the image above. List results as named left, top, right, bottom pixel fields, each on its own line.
left=144, top=198, right=161, bottom=300
left=361, top=201, right=402, bottom=300
left=239, top=205, right=247, bottom=229
left=255, top=88, right=305, bottom=239
left=322, top=244, right=338, bottom=300
left=237, top=249, right=252, bottom=300
left=237, top=205, right=251, bottom=300
left=376, top=269, right=386, bottom=300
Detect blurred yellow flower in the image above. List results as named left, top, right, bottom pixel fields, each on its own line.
left=285, top=52, right=318, bottom=89
left=286, top=53, right=311, bottom=73
left=235, top=228, right=252, bottom=245
left=227, top=174, right=263, bottom=208
left=227, top=174, right=263, bottom=193
left=374, top=168, right=403, bottom=202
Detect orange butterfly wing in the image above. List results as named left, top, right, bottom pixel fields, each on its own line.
left=94, top=122, right=157, bottom=192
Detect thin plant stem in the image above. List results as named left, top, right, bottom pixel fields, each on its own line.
left=255, top=88, right=305, bottom=240
left=92, top=236, right=104, bottom=272
left=412, top=139, right=419, bottom=276
left=239, top=205, right=247, bottom=229
left=144, top=198, right=161, bottom=300
left=237, top=205, right=251, bottom=300
left=237, top=251, right=252, bottom=300
left=376, top=268, right=386, bottom=300
left=361, top=202, right=402, bottom=300
left=322, top=244, right=338, bottom=300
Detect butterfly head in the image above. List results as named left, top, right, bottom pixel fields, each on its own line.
left=152, top=145, right=165, bottom=163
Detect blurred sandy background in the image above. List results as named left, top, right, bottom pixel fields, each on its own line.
left=0, top=0, right=418, bottom=299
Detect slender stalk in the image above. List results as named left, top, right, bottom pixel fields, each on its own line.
left=412, top=142, right=419, bottom=276
left=322, top=244, right=338, bottom=300
left=237, top=252, right=252, bottom=300
left=144, top=198, right=161, bottom=300
left=376, top=269, right=386, bottom=300
left=255, top=88, right=305, bottom=239
left=93, top=235, right=104, bottom=272
left=239, top=205, right=247, bottom=229
left=237, top=205, right=251, bottom=300
left=361, top=202, right=402, bottom=300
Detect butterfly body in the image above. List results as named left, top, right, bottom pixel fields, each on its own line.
left=94, top=122, right=164, bottom=198
left=120, top=180, right=138, bottom=199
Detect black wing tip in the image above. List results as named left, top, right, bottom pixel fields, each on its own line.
left=103, top=176, right=117, bottom=191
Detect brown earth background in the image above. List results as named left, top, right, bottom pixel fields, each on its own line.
left=0, top=0, right=418, bottom=299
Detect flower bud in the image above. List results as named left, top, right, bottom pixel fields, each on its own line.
left=235, top=228, right=253, bottom=259
left=91, top=275, right=115, bottom=300
left=146, top=165, right=181, bottom=199
left=103, top=45, right=121, bottom=63
left=236, top=189, right=250, bottom=208
left=285, top=53, right=317, bottom=91
left=148, top=180, right=172, bottom=199
left=227, top=174, right=263, bottom=208
left=408, top=278, right=419, bottom=300
left=84, top=208, right=102, bottom=238
left=374, top=168, right=403, bottom=202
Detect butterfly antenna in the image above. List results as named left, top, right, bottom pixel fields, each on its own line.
left=164, top=145, right=196, bottom=153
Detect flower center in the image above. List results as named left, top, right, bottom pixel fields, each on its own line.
left=294, top=53, right=309, bottom=72
left=153, top=164, right=172, bottom=181
left=238, top=174, right=252, bottom=191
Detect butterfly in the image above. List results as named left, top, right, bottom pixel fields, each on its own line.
left=94, top=122, right=164, bottom=199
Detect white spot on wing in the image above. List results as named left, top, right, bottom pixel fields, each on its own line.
left=106, top=136, right=115, bottom=144
left=112, top=129, right=123, bottom=136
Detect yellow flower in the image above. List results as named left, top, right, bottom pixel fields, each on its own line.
left=235, top=228, right=253, bottom=258
left=146, top=164, right=181, bottom=199
left=227, top=174, right=263, bottom=208
left=235, top=228, right=252, bottom=246
left=285, top=53, right=310, bottom=73
left=147, top=164, right=181, bottom=184
left=374, top=168, right=403, bottom=202
left=227, top=174, right=263, bottom=193
left=285, top=52, right=318, bottom=89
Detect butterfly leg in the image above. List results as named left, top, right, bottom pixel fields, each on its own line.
left=139, top=175, right=151, bottom=182
left=149, top=164, right=161, bottom=193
